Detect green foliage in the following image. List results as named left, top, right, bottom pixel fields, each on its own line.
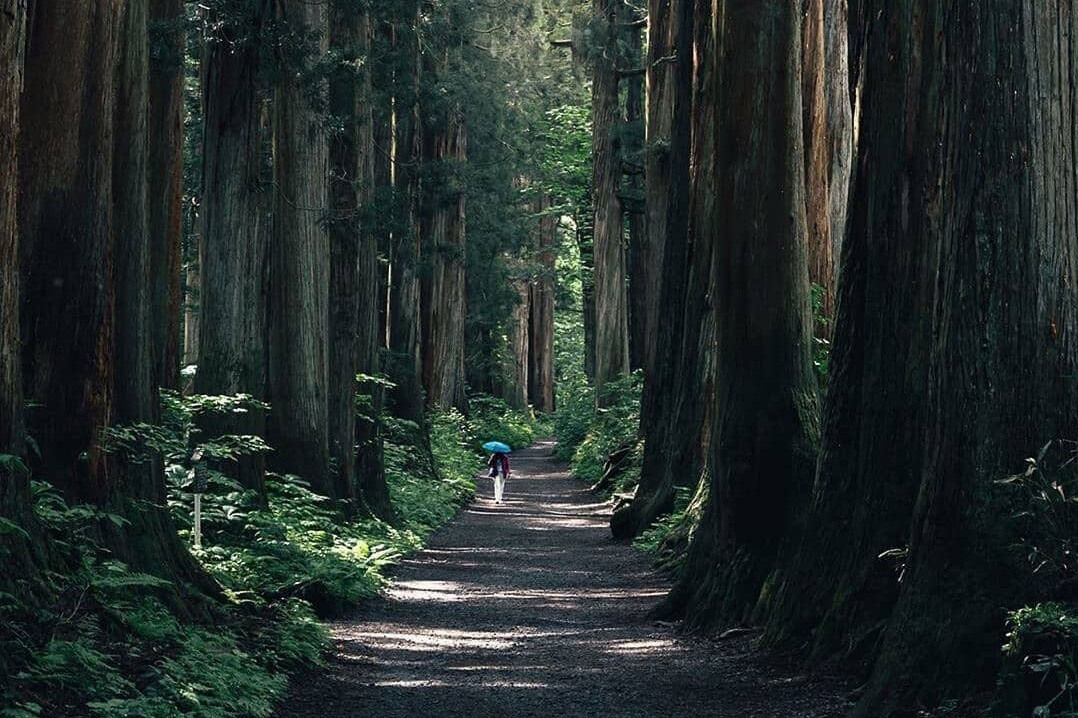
left=811, top=283, right=832, bottom=382
left=3, top=390, right=488, bottom=717
left=632, top=479, right=709, bottom=579
left=1, top=480, right=323, bottom=718
left=468, top=396, right=536, bottom=451
left=569, top=372, right=643, bottom=490
left=994, top=441, right=1078, bottom=716
left=999, top=603, right=1078, bottom=717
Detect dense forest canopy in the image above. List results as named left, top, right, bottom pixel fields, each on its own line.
left=3, top=1, right=1078, bottom=717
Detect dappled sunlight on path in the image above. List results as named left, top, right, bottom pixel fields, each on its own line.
left=278, top=441, right=848, bottom=717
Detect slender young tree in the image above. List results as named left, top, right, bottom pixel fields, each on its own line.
left=267, top=0, right=333, bottom=494
left=661, top=0, right=818, bottom=627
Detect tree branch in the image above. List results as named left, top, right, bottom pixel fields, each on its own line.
left=617, top=67, right=647, bottom=78
left=550, top=39, right=574, bottom=48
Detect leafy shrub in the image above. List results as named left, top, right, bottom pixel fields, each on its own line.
left=995, top=440, right=1078, bottom=716
left=569, top=372, right=643, bottom=491
left=467, top=396, right=536, bottom=451
left=3, top=391, right=489, bottom=718
left=633, top=481, right=707, bottom=578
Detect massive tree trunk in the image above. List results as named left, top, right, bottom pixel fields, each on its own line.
left=642, top=0, right=675, bottom=382
left=662, top=0, right=818, bottom=628
left=386, top=3, right=427, bottom=426
left=0, top=0, right=36, bottom=611
left=757, top=0, right=932, bottom=665
left=1, top=0, right=25, bottom=466
left=328, top=3, right=391, bottom=519
left=20, top=0, right=211, bottom=596
left=267, top=0, right=332, bottom=493
left=528, top=194, right=556, bottom=414
left=420, top=104, right=469, bottom=412
left=848, top=4, right=1078, bottom=713
left=613, top=0, right=714, bottom=540
left=20, top=0, right=120, bottom=504
left=591, top=0, right=629, bottom=405
left=148, top=0, right=185, bottom=390
left=623, top=13, right=647, bottom=374
left=194, top=0, right=271, bottom=499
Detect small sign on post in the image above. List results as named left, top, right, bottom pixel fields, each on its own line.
left=189, top=449, right=208, bottom=549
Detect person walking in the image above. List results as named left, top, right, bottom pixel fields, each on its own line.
left=487, top=451, right=511, bottom=503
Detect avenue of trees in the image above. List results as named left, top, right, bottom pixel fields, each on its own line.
left=570, top=0, right=1078, bottom=714
left=4, top=0, right=1078, bottom=715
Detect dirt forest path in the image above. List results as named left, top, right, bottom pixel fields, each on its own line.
left=278, top=442, right=849, bottom=718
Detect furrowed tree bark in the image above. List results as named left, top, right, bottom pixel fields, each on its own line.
left=757, top=0, right=934, bottom=664
left=591, top=0, right=630, bottom=405
left=267, top=0, right=332, bottom=494
left=420, top=104, right=469, bottom=412
left=0, top=0, right=38, bottom=614
left=329, top=3, right=391, bottom=519
left=506, top=279, right=531, bottom=411
left=386, top=2, right=427, bottom=427
left=642, top=0, right=674, bottom=382
left=20, top=0, right=212, bottom=598
left=799, top=0, right=851, bottom=334
left=148, top=0, right=185, bottom=390
left=850, top=4, right=1078, bottom=713
left=112, top=0, right=209, bottom=591
left=194, top=0, right=271, bottom=500
left=662, top=0, right=819, bottom=628
left=576, top=189, right=597, bottom=382
left=613, top=0, right=714, bottom=541
left=528, top=194, right=556, bottom=414
left=623, top=8, right=647, bottom=373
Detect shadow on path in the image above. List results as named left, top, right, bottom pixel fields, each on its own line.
left=277, top=441, right=849, bottom=718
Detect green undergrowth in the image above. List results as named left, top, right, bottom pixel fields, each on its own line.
left=632, top=484, right=702, bottom=577
left=992, top=440, right=1078, bottom=717
left=557, top=372, right=642, bottom=494
left=2, top=391, right=538, bottom=718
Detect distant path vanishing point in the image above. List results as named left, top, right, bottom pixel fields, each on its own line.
left=278, top=441, right=848, bottom=718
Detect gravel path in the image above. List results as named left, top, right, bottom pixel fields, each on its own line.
left=278, top=441, right=850, bottom=718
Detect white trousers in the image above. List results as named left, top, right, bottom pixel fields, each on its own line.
left=493, top=473, right=507, bottom=502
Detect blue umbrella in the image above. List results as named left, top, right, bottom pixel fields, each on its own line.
left=483, top=441, right=512, bottom=454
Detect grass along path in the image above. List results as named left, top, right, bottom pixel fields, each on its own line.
left=277, top=441, right=849, bottom=717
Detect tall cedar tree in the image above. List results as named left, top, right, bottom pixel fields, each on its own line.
left=662, top=0, right=819, bottom=628
left=386, top=0, right=428, bottom=426
left=328, top=1, right=392, bottom=519
left=420, top=100, right=469, bottom=412
left=195, top=0, right=272, bottom=500
left=590, top=0, right=630, bottom=404
left=267, top=0, right=333, bottom=494
left=641, top=0, right=674, bottom=381
left=799, top=0, right=851, bottom=331
left=527, top=194, right=557, bottom=414
left=19, top=0, right=211, bottom=594
left=846, top=3, right=1078, bottom=712
left=623, top=6, right=647, bottom=373
left=613, top=0, right=715, bottom=540
left=0, top=0, right=36, bottom=615
left=148, top=0, right=186, bottom=390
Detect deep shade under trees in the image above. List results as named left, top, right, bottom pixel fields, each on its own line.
left=6, top=0, right=1078, bottom=715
